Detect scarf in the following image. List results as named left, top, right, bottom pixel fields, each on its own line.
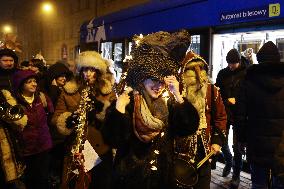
left=133, top=91, right=168, bottom=143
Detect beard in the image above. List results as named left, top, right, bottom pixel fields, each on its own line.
left=185, top=81, right=208, bottom=129
left=185, top=81, right=208, bottom=117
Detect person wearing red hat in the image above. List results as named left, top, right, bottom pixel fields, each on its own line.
left=235, top=41, right=284, bottom=188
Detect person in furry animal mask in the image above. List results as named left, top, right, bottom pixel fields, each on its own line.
left=172, top=51, right=227, bottom=189
left=103, top=30, right=200, bottom=189
left=51, top=51, right=116, bottom=189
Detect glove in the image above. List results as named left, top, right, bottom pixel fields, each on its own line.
left=65, top=112, right=79, bottom=129
left=90, top=95, right=104, bottom=112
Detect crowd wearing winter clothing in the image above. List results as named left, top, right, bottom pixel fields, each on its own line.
left=0, top=32, right=283, bottom=189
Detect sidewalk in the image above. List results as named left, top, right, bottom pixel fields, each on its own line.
left=210, top=162, right=251, bottom=189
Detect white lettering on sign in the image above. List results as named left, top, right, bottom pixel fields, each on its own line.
left=247, top=9, right=267, bottom=17
left=221, top=7, right=268, bottom=22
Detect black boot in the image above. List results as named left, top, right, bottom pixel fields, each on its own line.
left=222, top=163, right=232, bottom=177
left=230, top=174, right=240, bottom=189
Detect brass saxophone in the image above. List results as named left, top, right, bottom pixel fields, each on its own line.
left=68, top=84, right=93, bottom=176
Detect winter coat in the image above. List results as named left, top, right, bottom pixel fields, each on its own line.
left=51, top=80, right=115, bottom=189
left=11, top=69, right=54, bottom=156
left=0, top=68, right=17, bottom=91
left=0, top=90, right=27, bottom=182
left=170, top=84, right=227, bottom=161
left=51, top=80, right=114, bottom=155
left=215, top=64, right=246, bottom=124
left=44, top=62, right=74, bottom=146
left=0, top=67, right=26, bottom=182
left=16, top=93, right=53, bottom=156
left=103, top=93, right=199, bottom=189
left=235, top=63, right=284, bottom=177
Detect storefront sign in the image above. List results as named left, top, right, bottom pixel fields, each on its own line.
left=220, top=3, right=280, bottom=22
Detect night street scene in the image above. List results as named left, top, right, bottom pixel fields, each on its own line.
left=0, top=0, right=283, bottom=188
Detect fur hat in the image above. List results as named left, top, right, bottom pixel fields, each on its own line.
left=76, top=51, right=114, bottom=95
left=226, top=49, right=241, bottom=64
left=76, top=51, right=109, bottom=74
left=257, top=41, right=280, bottom=64
left=126, top=30, right=191, bottom=90
left=46, top=62, right=73, bottom=85
left=0, top=48, right=18, bottom=64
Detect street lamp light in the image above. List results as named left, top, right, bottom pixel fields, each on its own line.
left=3, top=25, right=12, bottom=34
left=42, top=2, right=54, bottom=14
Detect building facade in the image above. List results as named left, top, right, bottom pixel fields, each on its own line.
left=14, top=0, right=148, bottom=65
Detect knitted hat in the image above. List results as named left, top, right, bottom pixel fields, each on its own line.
left=257, top=41, right=280, bottom=64
left=76, top=51, right=109, bottom=74
left=126, top=30, right=191, bottom=90
left=226, top=49, right=241, bottom=64
left=0, top=48, right=18, bottom=64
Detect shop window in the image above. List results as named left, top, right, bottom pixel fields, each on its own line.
left=114, top=43, right=123, bottom=62
left=189, top=35, right=200, bottom=54
left=237, top=40, right=261, bottom=55
left=101, top=42, right=113, bottom=59
left=276, top=38, right=284, bottom=62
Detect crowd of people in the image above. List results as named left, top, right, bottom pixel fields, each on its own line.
left=0, top=30, right=283, bottom=189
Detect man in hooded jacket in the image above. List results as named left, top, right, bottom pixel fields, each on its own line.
left=235, top=41, right=284, bottom=188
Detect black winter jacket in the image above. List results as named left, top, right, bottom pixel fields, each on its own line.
left=235, top=63, right=284, bottom=177
left=103, top=94, right=199, bottom=189
left=216, top=65, right=246, bottom=124
left=0, top=68, right=17, bottom=91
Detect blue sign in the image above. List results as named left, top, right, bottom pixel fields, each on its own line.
left=220, top=3, right=280, bottom=23
left=220, top=7, right=268, bottom=22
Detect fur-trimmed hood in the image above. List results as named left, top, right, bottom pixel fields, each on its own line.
left=63, top=79, right=80, bottom=94
left=63, top=74, right=115, bottom=96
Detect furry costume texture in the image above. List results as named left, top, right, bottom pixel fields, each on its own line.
left=56, top=112, right=73, bottom=135
left=0, top=90, right=26, bottom=182
left=126, top=30, right=191, bottom=91
left=75, top=51, right=115, bottom=95
left=1, top=90, right=28, bottom=129
left=76, top=51, right=109, bottom=74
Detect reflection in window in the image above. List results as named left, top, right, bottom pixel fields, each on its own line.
left=101, top=42, right=112, bottom=59
left=114, top=43, right=123, bottom=62
left=276, top=38, right=284, bottom=63
left=189, top=35, right=200, bottom=54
